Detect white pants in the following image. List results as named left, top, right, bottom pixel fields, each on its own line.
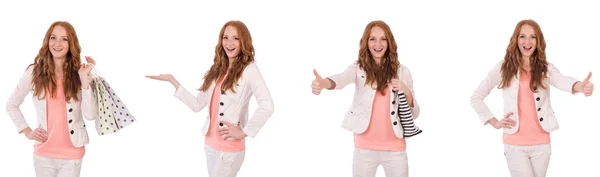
left=33, top=154, right=83, bottom=177
left=353, top=148, right=409, bottom=177
left=504, top=144, right=551, bottom=177
left=204, top=144, right=245, bottom=177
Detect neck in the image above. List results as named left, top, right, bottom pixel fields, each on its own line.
left=373, top=57, right=381, bottom=65
left=54, top=58, right=65, bottom=73
left=228, top=57, right=236, bottom=67
left=521, top=57, right=531, bottom=71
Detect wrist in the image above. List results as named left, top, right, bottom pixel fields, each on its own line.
left=573, top=81, right=582, bottom=93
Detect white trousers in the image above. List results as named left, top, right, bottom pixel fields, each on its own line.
left=204, top=144, right=246, bottom=177
left=352, top=148, right=409, bottom=177
left=33, top=154, right=83, bottom=177
left=504, top=144, right=552, bottom=177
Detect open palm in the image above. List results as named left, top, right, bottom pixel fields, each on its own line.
left=146, top=74, right=175, bottom=82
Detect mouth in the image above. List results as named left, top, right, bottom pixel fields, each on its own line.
left=373, top=48, right=383, bottom=52
left=226, top=47, right=236, bottom=52
left=53, top=48, right=64, bottom=52
left=522, top=46, right=533, bottom=52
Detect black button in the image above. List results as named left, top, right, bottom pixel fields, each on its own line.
left=361, top=76, right=365, bottom=78
left=392, top=101, right=396, bottom=104
left=68, top=119, right=73, bottom=123
left=83, top=124, right=86, bottom=127
left=219, top=113, right=224, bottom=116
left=391, top=111, right=395, bottom=115
left=393, top=121, right=398, bottom=125
left=219, top=122, right=223, bottom=126
left=350, top=111, right=353, bottom=114
left=220, top=102, right=224, bottom=106
left=70, top=130, right=74, bottom=134
left=539, top=117, right=544, bottom=121
left=537, top=108, right=541, bottom=111
left=68, top=108, right=73, bottom=112
left=536, top=97, right=540, bottom=101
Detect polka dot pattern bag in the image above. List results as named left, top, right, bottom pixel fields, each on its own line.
left=91, top=68, right=136, bottom=136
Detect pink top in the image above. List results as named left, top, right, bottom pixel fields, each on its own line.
left=503, top=71, right=551, bottom=145
left=34, top=78, right=86, bottom=159
left=205, top=74, right=245, bottom=152
left=354, top=87, right=407, bottom=151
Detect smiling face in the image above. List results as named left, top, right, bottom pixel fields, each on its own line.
left=368, top=26, right=388, bottom=61
left=222, top=25, right=241, bottom=59
left=517, top=24, right=537, bottom=60
left=48, top=25, right=69, bottom=60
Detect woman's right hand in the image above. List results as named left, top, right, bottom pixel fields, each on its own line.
left=312, top=69, right=327, bottom=95
left=491, top=112, right=517, bottom=129
left=146, top=74, right=180, bottom=89
left=24, top=128, right=48, bottom=142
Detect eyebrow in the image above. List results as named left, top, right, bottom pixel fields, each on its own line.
left=50, top=34, right=68, bottom=37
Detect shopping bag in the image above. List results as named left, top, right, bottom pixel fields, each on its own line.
left=90, top=68, right=136, bottom=136
left=396, top=91, right=422, bottom=138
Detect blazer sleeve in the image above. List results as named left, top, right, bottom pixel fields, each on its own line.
left=174, top=83, right=211, bottom=113
left=242, top=64, right=275, bottom=138
left=327, top=63, right=358, bottom=90
left=400, top=66, right=421, bottom=119
left=6, top=67, right=34, bottom=133
left=81, top=77, right=99, bottom=121
left=470, top=61, right=503, bottom=125
left=547, top=63, right=578, bottom=93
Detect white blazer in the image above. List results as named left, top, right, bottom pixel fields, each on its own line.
left=470, top=61, right=578, bottom=134
left=327, top=63, right=420, bottom=138
left=174, top=62, right=274, bottom=138
left=6, top=66, right=97, bottom=148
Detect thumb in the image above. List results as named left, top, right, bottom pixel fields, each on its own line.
left=221, top=121, right=234, bottom=127
left=313, top=69, right=323, bottom=80
left=583, top=72, right=592, bottom=86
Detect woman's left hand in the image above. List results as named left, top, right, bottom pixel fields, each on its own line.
left=390, top=78, right=405, bottom=91
left=79, top=56, right=96, bottom=89
left=218, top=121, right=247, bottom=140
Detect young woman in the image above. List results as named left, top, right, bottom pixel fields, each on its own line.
left=6, top=21, right=98, bottom=177
left=311, top=20, right=420, bottom=177
left=470, top=19, right=594, bottom=177
left=146, top=20, right=274, bottom=177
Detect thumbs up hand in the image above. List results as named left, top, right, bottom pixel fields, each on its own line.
left=579, top=72, right=594, bottom=97
left=312, top=69, right=328, bottom=95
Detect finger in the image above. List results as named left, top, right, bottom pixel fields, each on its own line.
left=504, top=112, right=514, bottom=118
left=313, top=69, right=323, bottom=80
left=219, top=131, right=229, bottom=135
left=583, top=72, right=592, bottom=85
left=223, top=135, right=233, bottom=140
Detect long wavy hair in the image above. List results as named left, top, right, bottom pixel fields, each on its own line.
left=28, top=21, right=82, bottom=102
left=199, top=20, right=255, bottom=94
left=499, top=19, right=548, bottom=92
left=357, top=20, right=400, bottom=95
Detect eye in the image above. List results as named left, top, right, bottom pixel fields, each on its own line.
left=369, top=37, right=375, bottom=41
left=62, top=38, right=68, bottom=41
left=234, top=37, right=240, bottom=40
left=382, top=37, right=387, bottom=41
left=518, top=35, right=525, bottom=38
left=50, top=36, right=56, bottom=40
left=222, top=36, right=227, bottom=40
left=531, top=36, right=537, bottom=39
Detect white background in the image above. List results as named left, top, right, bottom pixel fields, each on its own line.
left=1, top=0, right=598, bottom=176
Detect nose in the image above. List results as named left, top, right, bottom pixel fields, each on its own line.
left=375, top=39, right=383, bottom=47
